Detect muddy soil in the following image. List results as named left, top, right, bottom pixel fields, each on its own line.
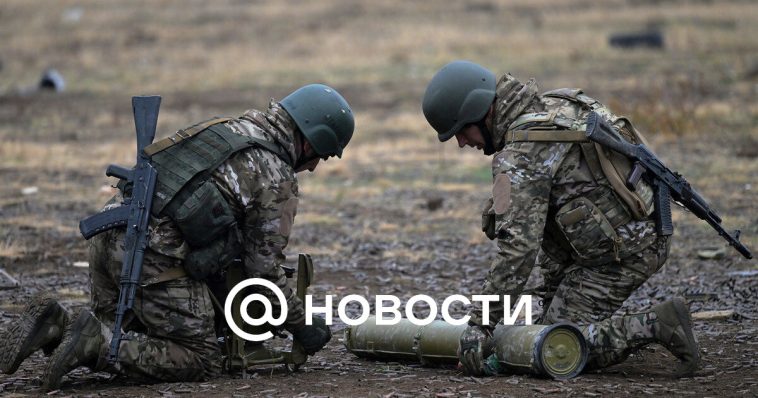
left=1, top=90, right=756, bottom=397
left=2, top=0, right=758, bottom=389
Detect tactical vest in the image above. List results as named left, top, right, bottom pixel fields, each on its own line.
left=506, top=89, right=656, bottom=263
left=139, top=117, right=294, bottom=279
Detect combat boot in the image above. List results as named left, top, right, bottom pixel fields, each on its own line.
left=43, top=310, right=111, bottom=391
left=0, top=294, right=69, bottom=374
left=651, top=298, right=700, bottom=376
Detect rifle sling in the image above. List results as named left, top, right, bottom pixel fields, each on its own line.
left=141, top=266, right=187, bottom=286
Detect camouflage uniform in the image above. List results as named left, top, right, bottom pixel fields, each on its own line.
left=472, top=74, right=673, bottom=370
left=88, top=100, right=305, bottom=381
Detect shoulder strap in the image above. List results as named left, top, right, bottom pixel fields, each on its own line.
left=541, top=88, right=584, bottom=100
left=199, top=124, right=294, bottom=167
left=542, top=88, right=605, bottom=112
left=509, top=111, right=554, bottom=127
left=506, top=111, right=588, bottom=143
left=506, top=129, right=588, bottom=142
left=143, top=117, right=232, bottom=157
left=509, top=111, right=576, bottom=130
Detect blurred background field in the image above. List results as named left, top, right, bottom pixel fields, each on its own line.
left=1, top=0, right=755, bottom=262
left=0, top=0, right=756, bottom=396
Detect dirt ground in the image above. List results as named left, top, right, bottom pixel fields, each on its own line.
left=1, top=0, right=757, bottom=397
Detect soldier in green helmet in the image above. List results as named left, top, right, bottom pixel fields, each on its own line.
left=0, top=84, right=354, bottom=388
left=422, top=61, right=700, bottom=377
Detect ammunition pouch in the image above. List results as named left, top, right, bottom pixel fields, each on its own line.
left=554, top=197, right=622, bottom=263
left=184, top=226, right=242, bottom=280
left=168, top=178, right=243, bottom=280
left=170, top=179, right=235, bottom=247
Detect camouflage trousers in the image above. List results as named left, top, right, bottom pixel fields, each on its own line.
left=89, top=229, right=221, bottom=382
left=538, top=236, right=671, bottom=370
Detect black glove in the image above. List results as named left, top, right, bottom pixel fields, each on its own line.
left=481, top=197, right=496, bottom=240
left=291, top=315, right=332, bottom=355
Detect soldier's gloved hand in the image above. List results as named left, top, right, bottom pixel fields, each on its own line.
left=458, top=324, right=498, bottom=377
left=291, top=315, right=332, bottom=355
left=481, top=197, right=496, bottom=240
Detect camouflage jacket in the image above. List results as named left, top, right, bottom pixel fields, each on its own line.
left=148, top=100, right=305, bottom=329
left=470, top=75, right=659, bottom=327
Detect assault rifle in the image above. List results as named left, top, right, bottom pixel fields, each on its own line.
left=78, top=96, right=161, bottom=363
left=585, top=111, right=752, bottom=259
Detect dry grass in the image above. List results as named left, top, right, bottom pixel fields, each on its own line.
left=2, top=1, right=756, bottom=99
left=0, top=140, right=133, bottom=170
left=0, top=0, right=755, bottom=263
left=2, top=0, right=756, bottom=139
left=2, top=216, right=78, bottom=234
left=0, top=239, right=26, bottom=259
left=0, top=6, right=755, bottom=396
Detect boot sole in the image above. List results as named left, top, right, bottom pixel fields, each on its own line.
left=671, top=297, right=700, bottom=376
left=0, top=296, right=62, bottom=375
left=43, top=311, right=91, bottom=390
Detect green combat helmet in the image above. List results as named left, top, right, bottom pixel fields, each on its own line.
left=280, top=84, right=354, bottom=158
left=422, top=60, right=496, bottom=143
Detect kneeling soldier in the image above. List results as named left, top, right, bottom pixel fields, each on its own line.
left=422, top=61, right=700, bottom=377
left=0, top=84, right=354, bottom=388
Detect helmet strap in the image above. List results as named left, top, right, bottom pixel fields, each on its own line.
left=294, top=134, right=322, bottom=170
left=293, top=133, right=308, bottom=169
left=477, top=119, right=496, bottom=155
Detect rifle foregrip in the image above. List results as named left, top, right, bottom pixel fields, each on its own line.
left=654, top=184, right=673, bottom=236
left=626, top=162, right=646, bottom=191
left=106, top=164, right=132, bottom=180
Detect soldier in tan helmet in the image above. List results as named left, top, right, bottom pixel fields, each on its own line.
left=422, top=60, right=700, bottom=377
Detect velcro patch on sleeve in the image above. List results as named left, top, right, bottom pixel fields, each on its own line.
left=493, top=173, right=511, bottom=215
left=279, top=197, right=299, bottom=237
